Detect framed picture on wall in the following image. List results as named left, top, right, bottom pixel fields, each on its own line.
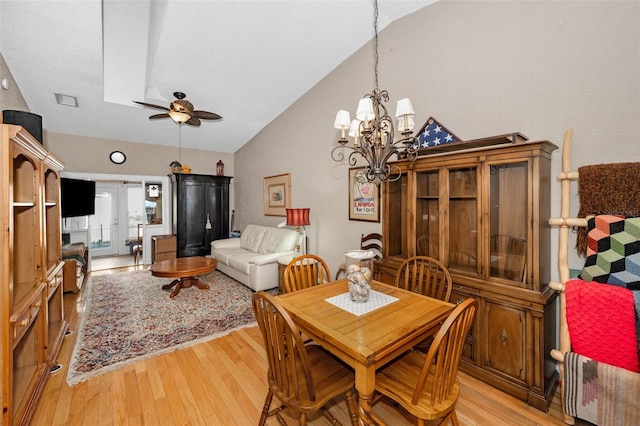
left=263, top=173, right=291, bottom=216
left=348, top=167, right=379, bottom=222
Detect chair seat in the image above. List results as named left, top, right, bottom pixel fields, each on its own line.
left=272, top=345, right=355, bottom=411
left=375, top=350, right=459, bottom=421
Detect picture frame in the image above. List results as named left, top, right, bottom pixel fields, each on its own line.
left=348, top=167, right=380, bottom=222
left=263, top=173, right=291, bottom=216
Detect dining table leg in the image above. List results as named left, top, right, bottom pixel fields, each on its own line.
left=355, top=363, right=376, bottom=425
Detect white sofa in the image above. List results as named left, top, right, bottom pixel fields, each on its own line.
left=210, top=224, right=298, bottom=291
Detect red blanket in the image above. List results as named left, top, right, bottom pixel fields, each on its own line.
left=565, top=279, right=640, bottom=372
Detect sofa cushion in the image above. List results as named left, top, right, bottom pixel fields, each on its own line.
left=258, top=227, right=297, bottom=254
left=240, top=225, right=266, bottom=252
left=212, top=247, right=247, bottom=266
left=227, top=251, right=259, bottom=275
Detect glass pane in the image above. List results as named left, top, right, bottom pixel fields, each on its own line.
left=145, top=183, right=163, bottom=224
left=90, top=191, right=113, bottom=249
left=386, top=174, right=407, bottom=258
left=416, top=171, right=439, bottom=258
left=489, top=162, right=528, bottom=282
left=448, top=167, right=478, bottom=275
left=128, top=186, right=144, bottom=236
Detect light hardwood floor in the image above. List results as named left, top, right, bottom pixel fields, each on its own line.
left=31, top=264, right=584, bottom=426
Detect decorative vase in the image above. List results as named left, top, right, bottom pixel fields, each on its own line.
left=216, top=160, right=224, bottom=176
left=346, top=263, right=371, bottom=303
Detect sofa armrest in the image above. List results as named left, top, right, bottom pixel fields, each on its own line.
left=211, top=238, right=241, bottom=249
left=250, top=251, right=295, bottom=266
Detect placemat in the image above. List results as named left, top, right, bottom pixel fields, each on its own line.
left=325, top=290, right=398, bottom=316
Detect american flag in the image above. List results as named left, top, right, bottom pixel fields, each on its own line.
left=412, top=117, right=460, bottom=150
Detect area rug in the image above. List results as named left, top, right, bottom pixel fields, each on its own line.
left=66, top=269, right=269, bottom=385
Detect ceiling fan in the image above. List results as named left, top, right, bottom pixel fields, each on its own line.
left=133, top=91, right=222, bottom=126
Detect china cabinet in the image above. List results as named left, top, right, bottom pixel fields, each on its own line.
left=1, top=124, right=67, bottom=425
left=374, top=137, right=558, bottom=411
left=171, top=173, right=232, bottom=257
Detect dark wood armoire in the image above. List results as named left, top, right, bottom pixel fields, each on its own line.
left=170, top=173, right=232, bottom=257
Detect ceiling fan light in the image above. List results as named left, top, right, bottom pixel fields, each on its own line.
left=169, top=110, right=191, bottom=123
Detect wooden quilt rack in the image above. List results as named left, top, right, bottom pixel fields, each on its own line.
left=548, top=129, right=640, bottom=425
left=548, top=129, right=587, bottom=425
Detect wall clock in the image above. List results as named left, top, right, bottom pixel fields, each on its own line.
left=109, top=151, right=126, bottom=164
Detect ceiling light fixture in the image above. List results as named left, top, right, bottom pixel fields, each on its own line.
left=54, top=93, right=78, bottom=107
left=331, top=0, right=418, bottom=185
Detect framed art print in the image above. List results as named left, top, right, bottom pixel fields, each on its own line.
left=263, top=173, right=291, bottom=216
left=348, top=167, right=379, bottom=222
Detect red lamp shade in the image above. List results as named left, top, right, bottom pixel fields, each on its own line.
left=286, top=208, right=310, bottom=227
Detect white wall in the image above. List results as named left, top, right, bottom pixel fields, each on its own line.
left=235, top=0, right=640, bottom=277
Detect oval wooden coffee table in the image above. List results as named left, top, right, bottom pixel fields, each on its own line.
left=149, top=257, right=217, bottom=298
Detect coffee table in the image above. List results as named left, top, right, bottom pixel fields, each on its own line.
left=149, top=256, right=217, bottom=298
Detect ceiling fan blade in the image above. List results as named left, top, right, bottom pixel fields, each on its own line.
left=149, top=113, right=170, bottom=120
left=185, top=116, right=201, bottom=127
left=193, top=110, right=222, bottom=120
left=133, top=101, right=170, bottom=111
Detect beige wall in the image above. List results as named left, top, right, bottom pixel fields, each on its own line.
left=45, top=131, right=234, bottom=179
left=235, top=0, right=640, bottom=276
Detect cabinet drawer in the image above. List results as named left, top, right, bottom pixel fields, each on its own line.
left=47, top=270, right=63, bottom=298
left=11, top=298, right=42, bottom=345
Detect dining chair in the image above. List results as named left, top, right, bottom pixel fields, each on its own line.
left=284, top=254, right=331, bottom=293
left=335, top=232, right=383, bottom=279
left=133, top=224, right=143, bottom=265
left=252, top=292, right=359, bottom=426
left=372, top=298, right=478, bottom=426
left=395, top=256, right=452, bottom=302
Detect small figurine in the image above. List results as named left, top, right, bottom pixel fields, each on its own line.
left=170, top=161, right=182, bottom=174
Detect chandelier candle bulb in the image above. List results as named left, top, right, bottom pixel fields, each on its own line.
left=334, top=110, right=351, bottom=141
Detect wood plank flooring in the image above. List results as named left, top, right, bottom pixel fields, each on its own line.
left=31, top=264, right=584, bottom=425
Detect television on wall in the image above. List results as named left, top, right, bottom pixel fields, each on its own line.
left=61, top=178, right=96, bottom=218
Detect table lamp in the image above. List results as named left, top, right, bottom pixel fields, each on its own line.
left=286, top=208, right=310, bottom=255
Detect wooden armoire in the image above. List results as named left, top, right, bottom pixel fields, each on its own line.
left=170, top=173, right=232, bottom=257
left=1, top=124, right=67, bottom=425
left=373, top=136, right=559, bottom=411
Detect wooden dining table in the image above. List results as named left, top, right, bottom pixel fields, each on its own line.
left=276, top=279, right=455, bottom=425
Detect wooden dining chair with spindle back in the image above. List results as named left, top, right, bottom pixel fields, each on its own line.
left=372, top=298, right=478, bottom=426
left=396, top=255, right=453, bottom=353
left=283, top=254, right=331, bottom=294
left=252, top=292, right=359, bottom=426
left=395, top=255, right=453, bottom=302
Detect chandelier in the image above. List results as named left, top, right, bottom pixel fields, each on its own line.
left=331, top=0, right=418, bottom=185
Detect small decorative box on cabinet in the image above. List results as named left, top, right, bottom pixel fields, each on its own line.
left=152, top=234, right=177, bottom=263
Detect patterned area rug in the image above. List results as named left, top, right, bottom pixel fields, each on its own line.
left=67, top=269, right=268, bottom=385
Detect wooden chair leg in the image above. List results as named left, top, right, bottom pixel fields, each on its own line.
left=344, top=389, right=359, bottom=426
left=258, top=391, right=273, bottom=426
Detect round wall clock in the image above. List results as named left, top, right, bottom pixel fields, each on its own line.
left=110, top=151, right=126, bottom=164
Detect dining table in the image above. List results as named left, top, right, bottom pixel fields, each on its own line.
left=276, top=279, right=455, bottom=426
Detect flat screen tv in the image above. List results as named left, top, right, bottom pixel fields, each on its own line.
left=61, top=178, right=96, bottom=218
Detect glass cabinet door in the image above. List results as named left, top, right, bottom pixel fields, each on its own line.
left=415, top=170, right=440, bottom=258
left=488, top=161, right=528, bottom=283
left=385, top=174, right=408, bottom=259
left=447, top=166, right=479, bottom=276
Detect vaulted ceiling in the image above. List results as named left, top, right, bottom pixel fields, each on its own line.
left=0, top=0, right=435, bottom=153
